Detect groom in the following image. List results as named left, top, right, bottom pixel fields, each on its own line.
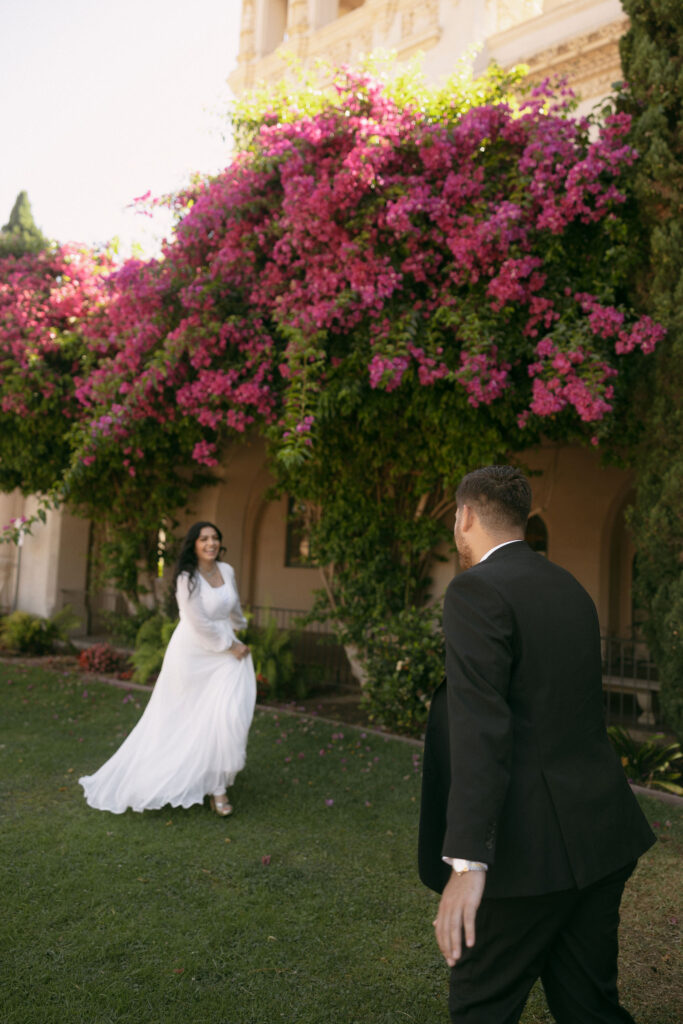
left=419, top=465, right=655, bottom=1023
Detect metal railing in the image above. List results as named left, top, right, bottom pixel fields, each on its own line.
left=248, top=606, right=356, bottom=691
left=249, top=616, right=663, bottom=729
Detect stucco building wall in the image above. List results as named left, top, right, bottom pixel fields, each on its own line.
left=1, top=496, right=90, bottom=627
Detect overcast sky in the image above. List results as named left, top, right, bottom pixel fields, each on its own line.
left=1, top=0, right=242, bottom=256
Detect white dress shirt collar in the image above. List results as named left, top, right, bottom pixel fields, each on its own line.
left=478, top=539, right=524, bottom=564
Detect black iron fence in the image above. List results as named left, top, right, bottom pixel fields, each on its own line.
left=249, top=614, right=662, bottom=730
left=248, top=606, right=356, bottom=692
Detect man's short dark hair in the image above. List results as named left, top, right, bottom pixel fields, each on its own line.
left=456, top=466, right=531, bottom=533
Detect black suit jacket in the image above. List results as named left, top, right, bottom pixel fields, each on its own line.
left=419, top=541, right=655, bottom=898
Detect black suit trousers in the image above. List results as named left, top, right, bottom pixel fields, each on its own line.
left=448, top=862, right=637, bottom=1024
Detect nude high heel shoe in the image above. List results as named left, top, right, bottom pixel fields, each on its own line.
left=209, top=793, right=233, bottom=816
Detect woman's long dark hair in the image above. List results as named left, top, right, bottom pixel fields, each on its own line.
left=172, top=521, right=225, bottom=599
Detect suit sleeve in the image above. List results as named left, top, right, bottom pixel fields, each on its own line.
left=442, top=571, right=515, bottom=866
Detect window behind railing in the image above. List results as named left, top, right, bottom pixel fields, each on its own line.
left=601, top=635, right=660, bottom=729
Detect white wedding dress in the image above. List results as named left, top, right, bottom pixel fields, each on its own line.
left=79, top=562, right=256, bottom=813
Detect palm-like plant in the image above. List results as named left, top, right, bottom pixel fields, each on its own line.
left=608, top=726, right=683, bottom=795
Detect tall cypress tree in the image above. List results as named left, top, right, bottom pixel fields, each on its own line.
left=619, top=0, right=683, bottom=738
left=0, top=191, right=49, bottom=256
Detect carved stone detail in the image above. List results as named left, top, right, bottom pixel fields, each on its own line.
left=521, top=18, right=628, bottom=101
left=493, top=0, right=543, bottom=34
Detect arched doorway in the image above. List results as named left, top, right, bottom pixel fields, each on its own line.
left=525, top=514, right=548, bottom=556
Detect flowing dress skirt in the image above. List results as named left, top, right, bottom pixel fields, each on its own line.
left=79, top=621, right=256, bottom=813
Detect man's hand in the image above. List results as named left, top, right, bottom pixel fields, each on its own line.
left=433, top=869, right=487, bottom=967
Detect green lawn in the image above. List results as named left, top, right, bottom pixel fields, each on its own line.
left=1, top=661, right=681, bottom=1024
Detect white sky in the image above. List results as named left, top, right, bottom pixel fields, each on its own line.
left=0, top=0, right=243, bottom=257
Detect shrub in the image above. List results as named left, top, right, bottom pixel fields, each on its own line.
left=0, top=606, right=79, bottom=655
left=360, top=605, right=444, bottom=737
left=98, top=607, right=157, bottom=646
left=131, top=614, right=178, bottom=684
left=608, top=726, right=683, bottom=795
left=243, top=616, right=301, bottom=700
left=78, top=643, right=131, bottom=676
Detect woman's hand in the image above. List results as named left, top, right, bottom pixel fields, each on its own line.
left=228, top=641, right=250, bottom=660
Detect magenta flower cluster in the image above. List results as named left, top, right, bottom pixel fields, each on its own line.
left=0, top=70, right=665, bottom=499
left=0, top=245, right=112, bottom=419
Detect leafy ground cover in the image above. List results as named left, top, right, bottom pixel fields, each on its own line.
left=1, top=660, right=680, bottom=1023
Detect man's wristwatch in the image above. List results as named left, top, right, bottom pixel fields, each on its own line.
left=451, top=858, right=488, bottom=875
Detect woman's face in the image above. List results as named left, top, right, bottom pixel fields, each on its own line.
left=194, top=526, right=220, bottom=562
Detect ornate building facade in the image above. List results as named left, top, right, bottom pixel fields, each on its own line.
left=230, top=0, right=627, bottom=114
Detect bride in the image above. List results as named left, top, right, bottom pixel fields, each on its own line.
left=79, top=522, right=256, bottom=816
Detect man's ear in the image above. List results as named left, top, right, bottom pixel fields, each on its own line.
left=460, top=504, right=475, bottom=533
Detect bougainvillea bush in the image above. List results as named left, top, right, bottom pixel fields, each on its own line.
left=0, top=245, right=218, bottom=590
left=0, top=245, right=112, bottom=493
left=0, top=62, right=665, bottom=716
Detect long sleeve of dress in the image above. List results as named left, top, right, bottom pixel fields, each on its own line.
left=175, top=572, right=232, bottom=652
